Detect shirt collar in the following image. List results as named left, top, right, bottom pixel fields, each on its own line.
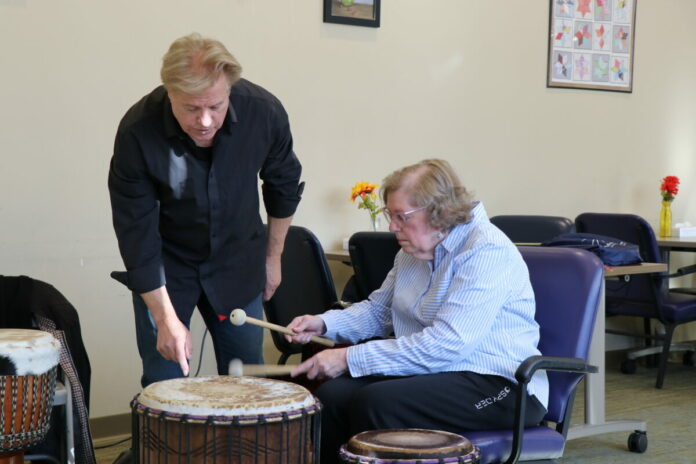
left=437, top=201, right=486, bottom=255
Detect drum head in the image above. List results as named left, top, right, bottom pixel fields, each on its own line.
left=0, top=329, right=60, bottom=376
left=345, top=429, right=474, bottom=460
left=136, top=376, right=317, bottom=418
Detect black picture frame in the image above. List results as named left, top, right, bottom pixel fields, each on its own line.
left=323, top=0, right=380, bottom=28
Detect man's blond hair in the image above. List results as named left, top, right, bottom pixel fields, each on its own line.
left=161, top=33, right=242, bottom=95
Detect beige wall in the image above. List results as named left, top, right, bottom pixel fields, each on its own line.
left=1, top=1, right=695, bottom=418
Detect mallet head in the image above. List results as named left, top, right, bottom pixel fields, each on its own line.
left=229, top=308, right=247, bottom=326
left=228, top=358, right=244, bottom=377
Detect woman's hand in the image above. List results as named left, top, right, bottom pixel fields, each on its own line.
left=284, top=315, right=327, bottom=345
left=291, top=348, right=348, bottom=379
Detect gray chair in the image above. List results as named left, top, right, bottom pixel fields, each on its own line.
left=26, top=376, right=74, bottom=464
left=490, top=215, right=575, bottom=243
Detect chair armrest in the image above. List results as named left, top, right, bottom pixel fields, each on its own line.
left=667, top=263, right=696, bottom=279
left=515, top=355, right=598, bottom=384
left=504, top=355, right=597, bottom=464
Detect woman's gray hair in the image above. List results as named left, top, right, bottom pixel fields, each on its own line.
left=381, top=159, right=474, bottom=229
left=161, top=33, right=242, bottom=95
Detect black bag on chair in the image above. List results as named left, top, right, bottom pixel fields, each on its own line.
left=542, top=233, right=642, bottom=266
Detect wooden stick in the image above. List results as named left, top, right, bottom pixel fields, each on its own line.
left=228, top=360, right=296, bottom=377
left=229, top=309, right=335, bottom=347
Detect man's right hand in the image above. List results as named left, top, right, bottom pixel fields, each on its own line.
left=156, top=314, right=192, bottom=376
left=141, top=287, right=192, bottom=376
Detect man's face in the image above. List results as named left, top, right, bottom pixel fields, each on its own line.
left=169, top=74, right=230, bottom=147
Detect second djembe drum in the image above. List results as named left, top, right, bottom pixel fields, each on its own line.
left=339, top=428, right=480, bottom=464
left=0, top=329, right=60, bottom=464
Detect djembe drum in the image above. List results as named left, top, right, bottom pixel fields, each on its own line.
left=339, top=429, right=480, bottom=464
left=0, top=329, right=60, bottom=464
left=131, top=375, right=321, bottom=463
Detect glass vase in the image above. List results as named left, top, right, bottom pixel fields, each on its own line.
left=659, top=200, right=672, bottom=237
left=369, top=213, right=381, bottom=232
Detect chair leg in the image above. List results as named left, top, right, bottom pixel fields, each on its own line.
left=656, top=325, right=676, bottom=389
left=643, top=318, right=651, bottom=346
left=642, top=318, right=656, bottom=368
left=278, top=352, right=290, bottom=365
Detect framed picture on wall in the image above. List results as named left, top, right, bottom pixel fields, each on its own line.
left=323, top=0, right=381, bottom=28
left=547, top=0, right=637, bottom=92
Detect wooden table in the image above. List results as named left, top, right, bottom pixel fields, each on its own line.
left=656, top=235, right=696, bottom=251
left=655, top=235, right=696, bottom=292
left=325, top=249, right=350, bottom=264
left=656, top=236, right=696, bottom=264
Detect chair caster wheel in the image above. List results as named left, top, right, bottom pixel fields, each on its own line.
left=621, top=359, right=637, bottom=374
left=683, top=350, right=695, bottom=366
left=628, top=431, right=647, bottom=453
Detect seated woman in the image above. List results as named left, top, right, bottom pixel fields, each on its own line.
left=286, top=159, right=549, bottom=464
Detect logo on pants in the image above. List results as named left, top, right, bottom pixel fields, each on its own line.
left=474, top=386, right=511, bottom=410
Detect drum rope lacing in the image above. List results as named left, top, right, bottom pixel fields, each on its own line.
left=0, top=368, right=58, bottom=452
left=132, top=393, right=323, bottom=462
left=131, top=396, right=321, bottom=426
left=339, top=448, right=481, bottom=464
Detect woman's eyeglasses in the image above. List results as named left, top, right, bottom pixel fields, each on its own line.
left=382, top=205, right=428, bottom=225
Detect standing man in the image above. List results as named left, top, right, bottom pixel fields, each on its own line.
left=108, top=33, right=303, bottom=387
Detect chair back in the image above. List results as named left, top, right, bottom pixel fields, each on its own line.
left=263, top=226, right=339, bottom=362
left=518, top=246, right=603, bottom=423
left=466, top=247, right=603, bottom=463
left=490, top=215, right=575, bottom=243
left=575, top=212, right=662, bottom=314
left=348, top=232, right=401, bottom=301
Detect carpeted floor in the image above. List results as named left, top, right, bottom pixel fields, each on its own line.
left=563, top=361, right=696, bottom=464
left=93, top=361, right=696, bottom=463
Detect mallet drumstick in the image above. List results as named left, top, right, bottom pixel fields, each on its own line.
left=229, top=308, right=335, bottom=347
left=228, top=359, right=295, bottom=377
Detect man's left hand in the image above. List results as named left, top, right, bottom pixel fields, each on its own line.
left=264, top=254, right=282, bottom=301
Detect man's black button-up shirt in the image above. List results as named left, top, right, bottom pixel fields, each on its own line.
left=108, top=79, right=302, bottom=316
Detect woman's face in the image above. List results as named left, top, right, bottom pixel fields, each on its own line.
left=385, top=189, right=442, bottom=260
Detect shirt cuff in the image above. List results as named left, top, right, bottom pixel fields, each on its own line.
left=319, top=311, right=342, bottom=340
left=346, top=344, right=369, bottom=377
left=262, top=182, right=303, bottom=218
left=111, top=262, right=166, bottom=294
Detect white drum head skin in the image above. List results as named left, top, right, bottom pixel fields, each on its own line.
left=0, top=329, right=61, bottom=375
left=137, top=376, right=316, bottom=417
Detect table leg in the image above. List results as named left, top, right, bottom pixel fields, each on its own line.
left=567, top=280, right=647, bottom=440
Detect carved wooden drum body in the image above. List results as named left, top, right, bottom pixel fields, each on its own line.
left=0, top=329, right=60, bottom=458
left=132, top=376, right=321, bottom=463
left=340, top=429, right=480, bottom=464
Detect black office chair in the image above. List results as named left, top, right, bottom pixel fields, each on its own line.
left=575, top=213, right=696, bottom=388
left=348, top=232, right=401, bottom=301
left=490, top=215, right=575, bottom=243
left=263, top=225, right=343, bottom=365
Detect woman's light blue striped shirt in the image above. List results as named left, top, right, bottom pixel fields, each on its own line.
left=321, top=202, right=549, bottom=408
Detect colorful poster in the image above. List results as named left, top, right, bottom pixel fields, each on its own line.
left=547, top=0, right=636, bottom=92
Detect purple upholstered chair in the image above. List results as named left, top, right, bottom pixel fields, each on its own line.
left=466, top=246, right=603, bottom=464
left=575, top=212, right=696, bottom=388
